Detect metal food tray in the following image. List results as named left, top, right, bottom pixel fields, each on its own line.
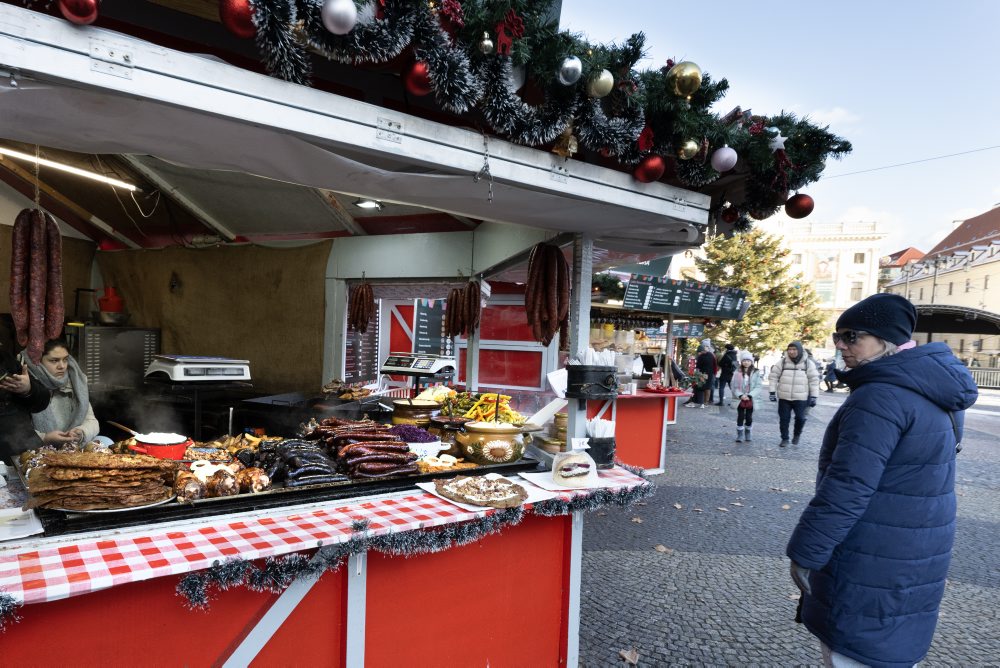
left=30, top=456, right=544, bottom=538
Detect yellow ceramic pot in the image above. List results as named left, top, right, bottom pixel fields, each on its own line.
left=455, top=421, right=525, bottom=465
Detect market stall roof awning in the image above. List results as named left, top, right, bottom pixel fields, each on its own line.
left=0, top=5, right=709, bottom=252
left=915, top=304, right=1000, bottom=336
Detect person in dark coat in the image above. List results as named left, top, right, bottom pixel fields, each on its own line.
left=0, top=348, right=51, bottom=463
left=686, top=339, right=716, bottom=408
left=822, top=359, right=837, bottom=392
left=786, top=293, right=978, bottom=668
left=715, top=343, right=738, bottom=405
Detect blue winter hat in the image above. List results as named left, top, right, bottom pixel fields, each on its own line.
left=836, top=293, right=917, bottom=345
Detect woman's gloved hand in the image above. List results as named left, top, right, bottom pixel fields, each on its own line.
left=769, top=392, right=777, bottom=402
left=807, top=396, right=817, bottom=408
left=790, top=560, right=812, bottom=595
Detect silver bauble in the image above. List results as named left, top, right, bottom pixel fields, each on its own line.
left=479, top=32, right=495, bottom=55
left=586, top=69, right=614, bottom=98
left=321, top=0, right=358, bottom=35
left=557, top=56, right=583, bottom=86
left=508, top=65, right=527, bottom=92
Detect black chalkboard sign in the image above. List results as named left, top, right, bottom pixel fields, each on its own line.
left=345, top=310, right=380, bottom=384
left=414, top=299, right=452, bottom=356
left=622, top=274, right=749, bottom=320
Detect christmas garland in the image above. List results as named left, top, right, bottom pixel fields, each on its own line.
left=0, top=592, right=21, bottom=631
left=176, top=473, right=654, bottom=609
left=0, top=470, right=654, bottom=626
left=41, top=0, right=853, bottom=223
left=245, top=1, right=853, bottom=223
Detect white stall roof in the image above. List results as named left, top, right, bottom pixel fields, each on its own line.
left=0, top=5, right=709, bottom=254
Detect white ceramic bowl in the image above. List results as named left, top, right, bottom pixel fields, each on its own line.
left=407, top=440, right=446, bottom=459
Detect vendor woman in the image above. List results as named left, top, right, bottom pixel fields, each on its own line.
left=0, top=346, right=50, bottom=462
left=22, top=338, right=100, bottom=447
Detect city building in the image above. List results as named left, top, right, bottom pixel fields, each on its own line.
left=878, top=246, right=925, bottom=290
left=884, top=205, right=1000, bottom=367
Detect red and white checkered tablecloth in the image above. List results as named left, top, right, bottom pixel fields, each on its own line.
left=0, top=467, right=646, bottom=606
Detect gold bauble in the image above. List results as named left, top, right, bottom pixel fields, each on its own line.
left=586, top=69, right=614, bottom=98
left=676, top=139, right=700, bottom=160
left=666, top=61, right=702, bottom=100
left=551, top=125, right=579, bottom=159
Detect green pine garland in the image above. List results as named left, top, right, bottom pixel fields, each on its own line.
left=241, top=0, right=850, bottom=223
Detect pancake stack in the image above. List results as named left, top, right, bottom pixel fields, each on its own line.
left=27, top=452, right=178, bottom=511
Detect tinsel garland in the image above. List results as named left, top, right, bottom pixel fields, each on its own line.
left=675, top=160, right=720, bottom=189
left=0, top=592, right=22, bottom=631
left=176, top=506, right=526, bottom=609
left=478, top=56, right=576, bottom=146
left=575, top=98, right=645, bottom=159
left=302, top=0, right=417, bottom=65
left=253, top=0, right=311, bottom=85
left=176, top=471, right=653, bottom=609
left=411, top=5, right=482, bottom=112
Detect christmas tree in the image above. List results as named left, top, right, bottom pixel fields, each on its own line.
left=695, top=230, right=825, bottom=353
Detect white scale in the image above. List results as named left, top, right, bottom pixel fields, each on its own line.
left=144, top=355, right=252, bottom=382
left=380, top=352, right=456, bottom=377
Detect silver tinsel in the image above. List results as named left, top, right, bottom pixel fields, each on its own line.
left=174, top=470, right=653, bottom=610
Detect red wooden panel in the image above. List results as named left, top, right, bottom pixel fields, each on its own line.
left=365, top=514, right=570, bottom=667
left=459, top=348, right=542, bottom=388
left=588, top=398, right=665, bottom=469
left=251, top=569, right=348, bottom=667
left=479, top=304, right=533, bottom=341
left=1, top=571, right=281, bottom=665
left=390, top=304, right=414, bottom=353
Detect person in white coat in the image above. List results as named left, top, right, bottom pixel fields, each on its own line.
left=768, top=340, right=819, bottom=447
left=729, top=351, right=762, bottom=442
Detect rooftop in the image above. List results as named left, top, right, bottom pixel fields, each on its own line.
left=926, top=206, right=1000, bottom=259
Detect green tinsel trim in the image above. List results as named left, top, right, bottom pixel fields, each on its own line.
left=0, top=592, right=22, bottom=631
left=175, top=475, right=652, bottom=609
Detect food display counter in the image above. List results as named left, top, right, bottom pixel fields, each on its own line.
left=0, top=466, right=650, bottom=665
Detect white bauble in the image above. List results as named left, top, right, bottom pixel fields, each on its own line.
left=322, top=0, right=358, bottom=35
left=710, top=145, right=738, bottom=172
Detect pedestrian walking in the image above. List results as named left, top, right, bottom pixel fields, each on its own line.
left=768, top=340, right=819, bottom=446
left=716, top=343, right=738, bottom=406
left=686, top=339, right=716, bottom=408
left=822, top=359, right=837, bottom=392
left=786, top=293, right=978, bottom=668
left=729, top=351, right=761, bottom=442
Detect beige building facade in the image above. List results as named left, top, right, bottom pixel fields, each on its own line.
left=884, top=240, right=1000, bottom=366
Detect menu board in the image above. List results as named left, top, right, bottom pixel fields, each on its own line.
left=622, top=274, right=749, bottom=320
left=413, top=299, right=452, bottom=356
left=671, top=322, right=705, bottom=337
left=345, top=310, right=380, bottom=384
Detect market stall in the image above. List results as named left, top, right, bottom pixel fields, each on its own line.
left=0, top=2, right=849, bottom=663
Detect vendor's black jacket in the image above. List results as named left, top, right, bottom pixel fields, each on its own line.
left=0, top=350, right=50, bottom=463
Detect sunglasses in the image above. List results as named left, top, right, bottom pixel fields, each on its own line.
left=832, top=330, right=868, bottom=345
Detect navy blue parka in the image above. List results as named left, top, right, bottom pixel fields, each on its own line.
left=786, top=342, right=978, bottom=668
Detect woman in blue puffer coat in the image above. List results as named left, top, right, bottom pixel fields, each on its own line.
left=786, top=294, right=978, bottom=668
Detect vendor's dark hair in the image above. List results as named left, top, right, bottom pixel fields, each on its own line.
left=43, top=338, right=70, bottom=355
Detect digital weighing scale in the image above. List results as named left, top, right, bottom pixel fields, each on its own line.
left=380, top=352, right=456, bottom=377
left=144, top=355, right=252, bottom=382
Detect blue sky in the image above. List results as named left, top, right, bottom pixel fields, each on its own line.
left=560, top=1, right=1000, bottom=254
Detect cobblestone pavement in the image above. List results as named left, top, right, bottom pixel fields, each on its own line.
left=579, top=388, right=1000, bottom=667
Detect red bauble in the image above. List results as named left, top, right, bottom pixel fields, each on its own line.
left=58, top=0, right=99, bottom=25
left=633, top=155, right=666, bottom=183
left=721, top=207, right=740, bottom=224
left=785, top=193, right=815, bottom=219
left=219, top=0, right=256, bottom=39
left=404, top=62, right=433, bottom=96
